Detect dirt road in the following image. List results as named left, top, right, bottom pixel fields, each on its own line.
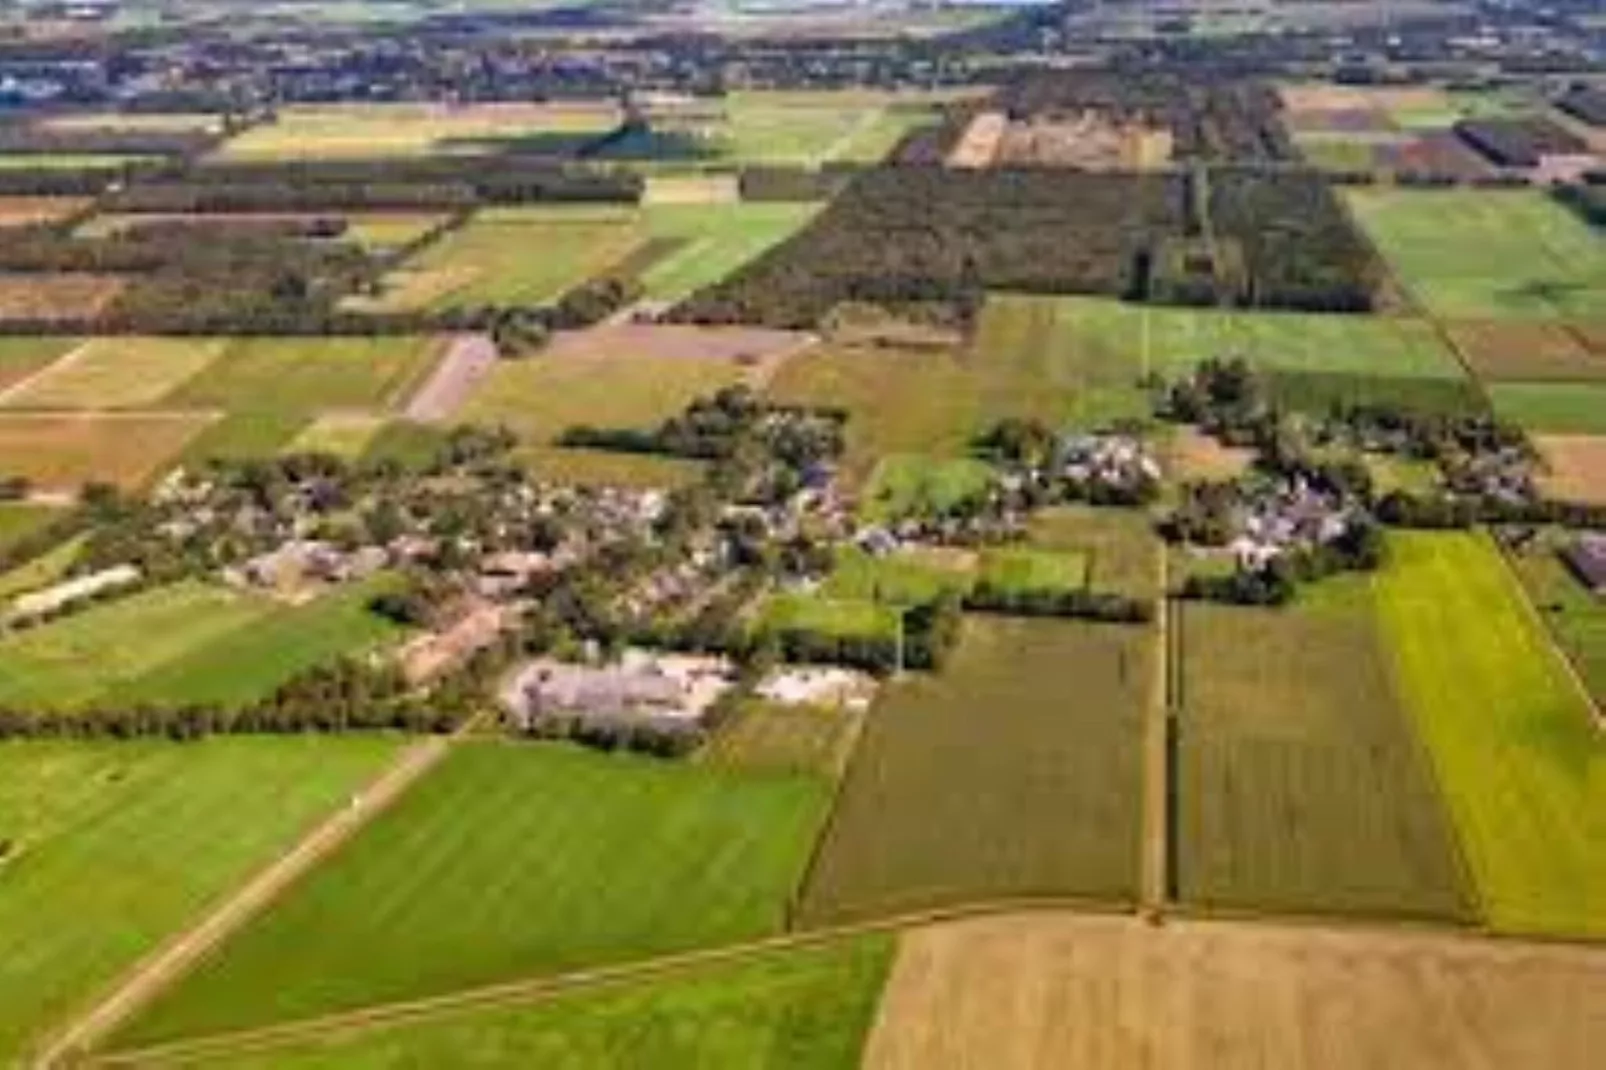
left=403, top=333, right=497, bottom=423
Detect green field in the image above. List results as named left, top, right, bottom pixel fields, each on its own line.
left=358, top=207, right=642, bottom=312
left=0, top=502, right=57, bottom=552
left=707, top=90, right=942, bottom=166
left=1027, top=506, right=1164, bottom=602
left=860, top=454, right=995, bottom=522
left=122, top=744, right=831, bottom=1043
left=761, top=592, right=903, bottom=643
left=0, top=581, right=277, bottom=709
left=118, top=579, right=406, bottom=708
left=176, top=412, right=315, bottom=466
left=0, top=736, right=402, bottom=1063
left=639, top=203, right=821, bottom=303
left=0, top=337, right=224, bottom=411
left=167, top=336, right=442, bottom=415
left=518, top=445, right=707, bottom=489
left=285, top=412, right=389, bottom=458
left=0, top=154, right=152, bottom=171
left=1510, top=539, right=1606, bottom=710
left=0, top=534, right=83, bottom=601
left=799, top=617, right=1149, bottom=924
left=978, top=546, right=1091, bottom=594
left=1375, top=532, right=1605, bottom=936
left=155, top=938, right=893, bottom=1070
left=702, top=701, right=864, bottom=780
left=1489, top=382, right=1606, bottom=434
left=820, top=545, right=974, bottom=606
left=1177, top=578, right=1472, bottom=920
left=1344, top=189, right=1606, bottom=320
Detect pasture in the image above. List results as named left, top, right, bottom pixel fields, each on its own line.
left=761, top=593, right=902, bottom=644
left=0, top=581, right=276, bottom=709
left=821, top=545, right=975, bottom=606
left=1176, top=579, right=1471, bottom=920
left=860, top=454, right=994, bottom=522
left=1343, top=189, right=1606, bottom=319
left=1375, top=532, right=1605, bottom=936
left=0, top=336, right=76, bottom=393
left=209, top=101, right=621, bottom=161
left=864, top=912, right=1606, bottom=1070
left=1490, top=382, right=1606, bottom=434
left=0, top=412, right=211, bottom=491
left=121, top=743, right=831, bottom=1042
left=0, top=736, right=402, bottom=1063
left=0, top=337, right=224, bottom=410
left=798, top=617, right=1149, bottom=924
left=167, top=336, right=442, bottom=416
left=0, top=274, right=125, bottom=322
left=977, top=547, right=1090, bottom=595
left=138, top=938, right=894, bottom=1070
left=0, top=535, right=82, bottom=602
left=355, top=208, right=642, bottom=312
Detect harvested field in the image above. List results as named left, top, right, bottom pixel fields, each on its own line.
left=798, top=617, right=1150, bottom=924
left=1278, top=83, right=1451, bottom=119
left=0, top=337, right=224, bottom=410
left=1446, top=320, right=1606, bottom=382
left=37, top=112, right=225, bottom=134
left=0, top=337, right=77, bottom=392
left=210, top=102, right=622, bottom=161
left=1491, top=381, right=1606, bottom=434
left=1177, top=579, right=1472, bottom=921
left=864, top=912, right=1606, bottom=1070
left=0, top=274, right=124, bottom=323
left=642, top=174, right=740, bottom=205
left=946, top=111, right=1005, bottom=168
left=0, top=412, right=211, bottom=491
left=1536, top=434, right=1606, bottom=504
left=120, top=743, right=831, bottom=1043
left=1376, top=532, right=1605, bottom=937
left=0, top=196, right=90, bottom=227
left=168, top=336, right=443, bottom=416
left=992, top=110, right=1173, bottom=170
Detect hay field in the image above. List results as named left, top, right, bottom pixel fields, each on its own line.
left=1176, top=578, right=1471, bottom=921
left=0, top=412, right=211, bottom=490
left=1446, top=321, right=1606, bottom=382
left=1344, top=189, right=1606, bottom=319
left=798, top=617, right=1150, bottom=925
left=210, top=101, right=621, bottom=161
left=0, top=736, right=402, bottom=1064
left=0, top=337, right=225, bottom=410
left=355, top=208, right=641, bottom=312
left=864, top=912, right=1605, bottom=1070
left=167, top=336, right=442, bottom=415
left=121, top=744, right=832, bottom=1044
left=129, top=939, right=894, bottom=1069
left=1376, top=532, right=1605, bottom=937
left=0, top=196, right=90, bottom=227
left=0, top=274, right=125, bottom=322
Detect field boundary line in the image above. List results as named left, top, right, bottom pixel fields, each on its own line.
left=32, top=734, right=458, bottom=1069
left=0, top=339, right=90, bottom=407
left=1141, top=550, right=1171, bottom=913
left=86, top=894, right=1606, bottom=1069
left=1490, top=533, right=1606, bottom=733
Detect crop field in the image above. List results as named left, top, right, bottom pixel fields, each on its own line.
left=761, top=592, right=902, bottom=643
left=122, top=743, right=831, bottom=1043
left=860, top=454, right=995, bottom=522
left=461, top=344, right=763, bottom=445
left=0, top=154, right=150, bottom=171
left=167, top=336, right=442, bottom=416
left=977, top=547, right=1091, bottom=595
left=177, top=412, right=314, bottom=466
left=0, top=736, right=402, bottom=1063
left=285, top=412, right=389, bottom=458
left=1344, top=189, right=1606, bottom=319
left=677, top=90, right=943, bottom=166
left=117, top=580, right=406, bottom=708
left=77, top=211, right=449, bottom=249
left=0, top=535, right=82, bottom=602
left=144, top=938, right=894, bottom=1070
left=1264, top=368, right=1489, bottom=416
left=702, top=701, right=865, bottom=780
left=0, top=274, right=125, bottom=322
left=0, top=336, right=76, bottom=392
left=1490, top=382, right=1606, bottom=434
left=1026, top=506, right=1163, bottom=602
left=1176, top=578, right=1472, bottom=920
left=0, top=581, right=279, bottom=708
left=356, top=207, right=642, bottom=312
left=0, top=502, right=56, bottom=551
left=0, top=412, right=211, bottom=491
left=1536, top=434, right=1606, bottom=505
left=798, top=617, right=1149, bottom=924
left=1509, top=537, right=1606, bottom=709
left=821, top=545, right=975, bottom=606
left=37, top=112, right=226, bottom=134
left=1445, top=321, right=1606, bottom=382
left=639, top=203, right=821, bottom=303
left=0, top=195, right=91, bottom=227
left=0, top=337, right=225, bottom=410
left=864, top=912, right=1606, bottom=1070
left=517, top=445, right=706, bottom=489
left=1375, top=532, right=1605, bottom=937
left=209, top=101, right=622, bottom=160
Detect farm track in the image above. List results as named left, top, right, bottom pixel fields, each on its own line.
left=85, top=902, right=1606, bottom=1069
left=33, top=728, right=471, bottom=1069
left=1141, top=551, right=1171, bottom=912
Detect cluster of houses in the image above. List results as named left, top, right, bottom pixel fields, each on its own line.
left=503, top=650, right=736, bottom=731
left=1224, top=474, right=1358, bottom=571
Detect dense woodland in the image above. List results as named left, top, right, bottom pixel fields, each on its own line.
left=1454, top=117, right=1588, bottom=167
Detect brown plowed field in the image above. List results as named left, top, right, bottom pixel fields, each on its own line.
left=1448, top=321, right=1606, bottom=382
left=865, top=913, right=1605, bottom=1070
left=1536, top=434, right=1606, bottom=505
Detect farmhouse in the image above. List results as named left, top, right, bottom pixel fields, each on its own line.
left=1560, top=534, right=1606, bottom=595
left=504, top=650, right=734, bottom=729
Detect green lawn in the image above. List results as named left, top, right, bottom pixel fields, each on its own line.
left=155, top=939, right=893, bottom=1070
left=167, top=337, right=442, bottom=415
left=861, top=454, right=995, bottom=522
left=0, top=736, right=403, bottom=1063
left=820, top=545, right=974, bottom=606
left=1490, top=382, right=1606, bottom=434
left=1374, top=532, right=1605, bottom=937
left=120, top=744, right=832, bottom=1043
left=760, top=592, right=903, bottom=642
left=0, top=581, right=277, bottom=709
left=119, top=579, right=406, bottom=708
left=1344, top=189, right=1606, bottom=320
left=176, top=412, right=315, bottom=466
left=639, top=203, right=821, bottom=303
left=978, top=547, right=1090, bottom=595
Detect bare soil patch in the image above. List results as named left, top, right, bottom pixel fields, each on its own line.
left=0, top=274, right=125, bottom=322
left=642, top=174, right=741, bottom=205
left=866, top=912, right=1605, bottom=1070
left=991, top=110, right=1173, bottom=170
left=946, top=111, right=1006, bottom=169
left=0, top=412, right=212, bottom=491
left=543, top=322, right=814, bottom=385
left=0, top=196, right=91, bottom=228
left=1537, top=434, right=1606, bottom=505
left=1448, top=320, right=1606, bottom=382
left=1170, top=425, right=1256, bottom=480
